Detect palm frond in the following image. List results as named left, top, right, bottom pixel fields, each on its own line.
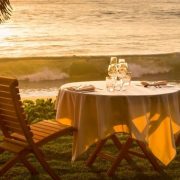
left=0, top=0, right=12, bottom=23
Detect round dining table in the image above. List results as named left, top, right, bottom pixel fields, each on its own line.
left=55, top=81, right=180, bottom=165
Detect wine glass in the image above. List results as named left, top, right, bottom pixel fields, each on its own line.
left=118, top=58, right=125, bottom=63
left=106, top=76, right=116, bottom=92
left=117, top=61, right=127, bottom=78
left=118, top=58, right=128, bottom=70
left=108, top=64, right=118, bottom=79
left=110, top=57, right=117, bottom=65
left=123, top=72, right=132, bottom=86
left=116, top=62, right=127, bottom=90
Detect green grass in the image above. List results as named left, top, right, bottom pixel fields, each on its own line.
left=1, top=134, right=180, bottom=180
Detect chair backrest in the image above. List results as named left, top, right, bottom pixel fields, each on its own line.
left=0, top=76, right=32, bottom=141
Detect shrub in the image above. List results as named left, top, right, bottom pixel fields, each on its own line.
left=23, top=98, right=56, bottom=124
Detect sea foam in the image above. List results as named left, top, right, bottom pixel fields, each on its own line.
left=129, top=63, right=171, bottom=77
left=18, top=68, right=69, bottom=82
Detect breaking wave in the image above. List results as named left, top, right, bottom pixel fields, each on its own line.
left=129, top=63, right=171, bottom=77
left=18, top=68, right=69, bottom=82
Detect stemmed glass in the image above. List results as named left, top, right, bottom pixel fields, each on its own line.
left=107, top=57, right=118, bottom=92
left=117, top=70, right=126, bottom=91
left=107, top=57, right=131, bottom=91
left=110, top=57, right=118, bottom=65
left=123, top=72, right=132, bottom=86
left=108, top=57, right=118, bottom=79
left=108, top=64, right=118, bottom=79
left=116, top=59, right=128, bottom=90
left=118, top=59, right=128, bottom=71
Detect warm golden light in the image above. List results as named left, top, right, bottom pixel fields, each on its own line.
left=0, top=26, right=15, bottom=49
left=57, top=118, right=72, bottom=126
left=0, top=26, right=13, bottom=40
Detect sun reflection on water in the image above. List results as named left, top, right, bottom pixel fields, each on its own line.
left=0, top=26, right=13, bottom=39
left=0, top=25, right=15, bottom=47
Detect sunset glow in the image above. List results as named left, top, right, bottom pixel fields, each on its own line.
left=0, top=26, right=13, bottom=39
left=0, top=1, right=180, bottom=179
left=0, top=0, right=179, bottom=57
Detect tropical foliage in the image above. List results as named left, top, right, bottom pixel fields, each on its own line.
left=23, top=98, right=56, bottom=124
left=0, top=0, right=12, bottom=23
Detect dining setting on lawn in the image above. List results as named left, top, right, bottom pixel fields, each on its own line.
left=55, top=57, right=180, bottom=176
left=0, top=57, right=180, bottom=179
left=0, top=0, right=180, bottom=179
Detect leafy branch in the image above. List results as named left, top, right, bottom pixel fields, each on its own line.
left=23, top=98, right=56, bottom=124
left=0, top=0, right=12, bottom=23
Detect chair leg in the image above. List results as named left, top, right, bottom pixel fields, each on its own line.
left=176, top=135, right=180, bottom=146
left=0, top=154, right=20, bottom=176
left=33, top=148, right=60, bottom=180
left=135, top=140, right=163, bottom=173
left=107, top=137, right=133, bottom=176
left=86, top=138, right=108, bottom=167
left=111, top=135, right=133, bottom=163
left=20, top=158, right=39, bottom=175
left=111, top=135, right=141, bottom=171
left=0, top=147, right=4, bottom=154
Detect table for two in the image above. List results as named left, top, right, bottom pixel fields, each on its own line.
left=56, top=81, right=180, bottom=167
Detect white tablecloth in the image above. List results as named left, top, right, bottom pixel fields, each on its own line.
left=56, top=81, right=180, bottom=165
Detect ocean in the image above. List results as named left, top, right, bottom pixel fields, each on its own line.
left=5, top=55, right=178, bottom=98
left=0, top=0, right=180, bottom=57
left=0, top=0, right=180, bottom=98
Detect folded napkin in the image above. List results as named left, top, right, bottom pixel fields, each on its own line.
left=66, top=85, right=95, bottom=92
left=141, top=81, right=167, bottom=87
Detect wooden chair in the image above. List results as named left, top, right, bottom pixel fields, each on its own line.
left=0, top=76, right=75, bottom=179
left=86, top=133, right=163, bottom=176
